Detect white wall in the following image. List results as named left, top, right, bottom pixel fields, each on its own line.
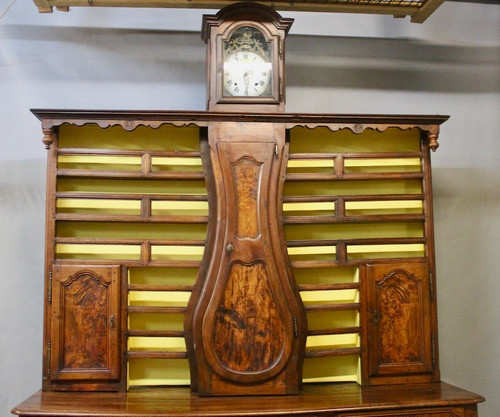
left=1, top=1, right=499, bottom=416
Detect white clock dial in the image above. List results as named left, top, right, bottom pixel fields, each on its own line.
left=223, top=51, right=272, bottom=97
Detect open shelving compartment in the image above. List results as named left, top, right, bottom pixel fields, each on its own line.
left=52, top=123, right=207, bottom=388
left=283, top=125, right=428, bottom=385
left=48, top=119, right=431, bottom=388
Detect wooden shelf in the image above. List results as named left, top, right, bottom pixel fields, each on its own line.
left=284, top=214, right=425, bottom=224
left=55, top=214, right=209, bottom=223
left=298, top=283, right=360, bottom=291
left=305, top=347, right=361, bottom=358
left=127, top=351, right=187, bottom=360
left=286, top=172, right=424, bottom=181
left=304, top=302, right=360, bottom=312
left=128, top=306, right=187, bottom=314
left=128, top=284, right=194, bottom=292
left=307, top=326, right=361, bottom=336
left=127, top=330, right=185, bottom=338
left=57, top=170, right=205, bottom=180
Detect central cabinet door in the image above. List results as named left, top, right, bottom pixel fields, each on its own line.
left=186, top=123, right=306, bottom=396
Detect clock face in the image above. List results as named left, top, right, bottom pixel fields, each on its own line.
left=222, top=26, right=273, bottom=98
left=224, top=51, right=271, bottom=97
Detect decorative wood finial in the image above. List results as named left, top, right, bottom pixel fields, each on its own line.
left=42, top=128, right=54, bottom=150
left=428, top=126, right=440, bottom=152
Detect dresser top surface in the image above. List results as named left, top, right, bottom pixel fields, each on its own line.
left=31, top=109, right=449, bottom=127
left=12, top=382, right=484, bottom=417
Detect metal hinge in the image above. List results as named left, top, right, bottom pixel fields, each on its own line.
left=274, top=143, right=279, bottom=158
left=293, top=318, right=298, bottom=337
left=429, top=270, right=434, bottom=302
left=47, top=341, right=51, bottom=378
left=431, top=333, right=436, bottom=366
left=48, top=270, right=52, bottom=304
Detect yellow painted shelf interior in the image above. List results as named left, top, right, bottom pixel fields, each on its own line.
left=287, top=158, right=334, bottom=174
left=127, top=267, right=196, bottom=388
left=56, top=199, right=209, bottom=216
left=56, top=124, right=428, bottom=388
left=285, top=126, right=425, bottom=384
left=300, top=266, right=361, bottom=384
left=283, top=201, right=335, bottom=217
left=288, top=127, right=421, bottom=153
left=57, top=222, right=207, bottom=239
left=57, top=178, right=208, bottom=194
left=285, top=126, right=425, bottom=263
left=128, top=359, right=191, bottom=387
left=58, top=155, right=204, bottom=173
left=344, top=157, right=421, bottom=173
left=56, top=124, right=204, bottom=387
left=55, top=124, right=207, bottom=262
left=58, top=124, right=201, bottom=150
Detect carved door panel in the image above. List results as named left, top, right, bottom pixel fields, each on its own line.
left=50, top=264, right=121, bottom=385
left=187, top=123, right=306, bottom=396
left=363, top=262, right=436, bottom=385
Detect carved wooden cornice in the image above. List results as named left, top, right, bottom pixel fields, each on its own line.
left=32, top=109, right=448, bottom=151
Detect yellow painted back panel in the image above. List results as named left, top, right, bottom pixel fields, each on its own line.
left=55, top=123, right=426, bottom=388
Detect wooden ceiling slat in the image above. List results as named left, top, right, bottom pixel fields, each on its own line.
left=32, top=0, right=444, bottom=23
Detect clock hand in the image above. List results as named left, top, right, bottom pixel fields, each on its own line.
left=244, top=72, right=249, bottom=96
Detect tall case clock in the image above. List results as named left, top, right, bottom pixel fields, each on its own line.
left=184, top=3, right=307, bottom=396
left=201, top=2, right=293, bottom=112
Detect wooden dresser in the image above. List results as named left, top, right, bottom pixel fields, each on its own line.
left=12, top=109, right=484, bottom=417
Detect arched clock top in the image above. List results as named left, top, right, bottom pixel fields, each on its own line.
left=201, top=2, right=294, bottom=43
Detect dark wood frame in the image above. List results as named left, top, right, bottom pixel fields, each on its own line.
left=11, top=108, right=486, bottom=416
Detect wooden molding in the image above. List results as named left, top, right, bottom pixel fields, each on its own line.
left=31, top=0, right=445, bottom=23
left=32, top=109, right=449, bottom=147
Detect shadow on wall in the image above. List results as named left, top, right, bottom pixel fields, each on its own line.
left=2, top=24, right=499, bottom=93
left=286, top=36, right=500, bottom=93
left=431, top=166, right=500, bottom=407
left=432, top=166, right=500, bottom=314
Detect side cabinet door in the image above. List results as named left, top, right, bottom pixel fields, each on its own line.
left=363, top=261, right=436, bottom=384
left=50, top=264, right=121, bottom=383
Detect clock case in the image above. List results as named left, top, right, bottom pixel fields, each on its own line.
left=202, top=2, right=293, bottom=112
